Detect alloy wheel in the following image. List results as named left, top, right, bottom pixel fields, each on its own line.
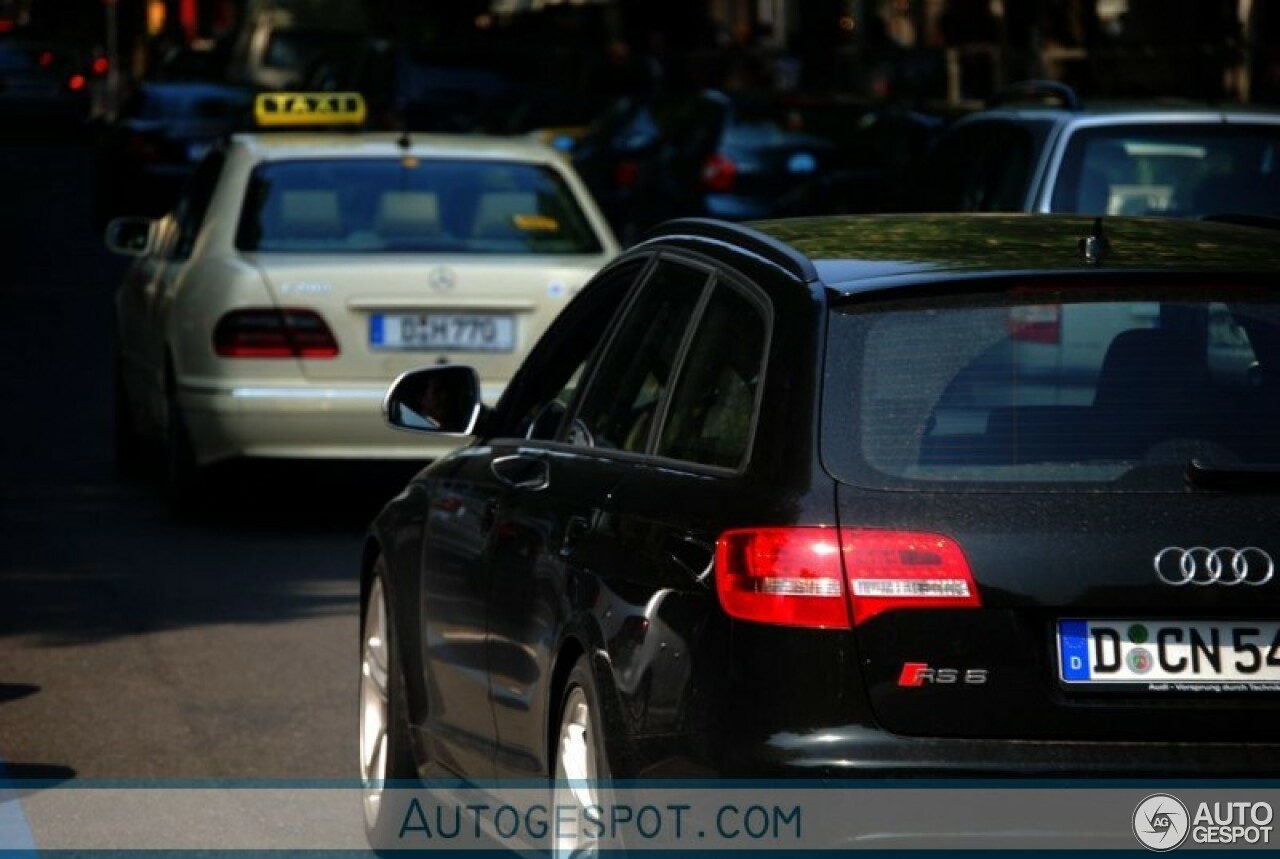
left=554, top=685, right=599, bottom=857
left=359, top=576, right=390, bottom=831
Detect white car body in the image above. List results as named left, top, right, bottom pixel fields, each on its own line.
left=108, top=127, right=619, bottom=481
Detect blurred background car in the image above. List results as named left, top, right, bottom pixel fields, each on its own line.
left=0, top=38, right=92, bottom=134
left=90, top=78, right=257, bottom=226
left=906, top=81, right=1280, bottom=219
left=772, top=104, right=947, bottom=216
left=224, top=0, right=371, bottom=91
left=306, top=38, right=518, bottom=133
left=572, top=88, right=901, bottom=241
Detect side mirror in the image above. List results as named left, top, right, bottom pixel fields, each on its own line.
left=105, top=217, right=157, bottom=257
left=383, top=365, right=482, bottom=436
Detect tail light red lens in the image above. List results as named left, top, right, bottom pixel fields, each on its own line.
left=841, top=529, right=979, bottom=625
left=213, top=309, right=339, bottom=359
left=1007, top=304, right=1062, bottom=343
left=716, top=528, right=850, bottom=629
left=701, top=152, right=737, bottom=193
left=67, top=74, right=87, bottom=92
left=91, top=56, right=109, bottom=76
left=715, top=527, right=980, bottom=629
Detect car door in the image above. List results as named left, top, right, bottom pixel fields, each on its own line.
left=413, top=257, right=651, bottom=778
left=575, top=261, right=786, bottom=747
left=125, top=150, right=225, bottom=435
left=115, top=212, right=177, bottom=438
left=483, top=256, right=715, bottom=777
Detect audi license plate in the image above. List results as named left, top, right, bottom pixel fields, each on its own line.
left=1058, top=619, right=1280, bottom=691
left=370, top=313, right=515, bottom=352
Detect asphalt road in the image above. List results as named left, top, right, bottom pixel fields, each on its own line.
left=0, top=131, right=419, bottom=789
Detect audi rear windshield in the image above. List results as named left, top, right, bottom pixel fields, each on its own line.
left=822, top=282, right=1280, bottom=491
left=236, top=159, right=603, bottom=255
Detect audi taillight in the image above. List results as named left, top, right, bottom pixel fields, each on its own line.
left=716, top=528, right=850, bottom=629
left=842, top=529, right=979, bottom=625
left=715, top=527, right=980, bottom=629
left=1007, top=304, right=1061, bottom=343
left=701, top=152, right=737, bottom=193
left=213, top=309, right=339, bottom=358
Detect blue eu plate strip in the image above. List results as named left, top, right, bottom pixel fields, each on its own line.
left=1059, top=619, right=1091, bottom=681
left=370, top=314, right=384, bottom=345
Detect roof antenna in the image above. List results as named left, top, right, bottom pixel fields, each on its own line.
left=1079, top=217, right=1109, bottom=264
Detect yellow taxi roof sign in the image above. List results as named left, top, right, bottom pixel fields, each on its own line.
left=254, top=92, right=367, bottom=128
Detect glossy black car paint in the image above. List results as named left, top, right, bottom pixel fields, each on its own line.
left=364, top=214, right=1280, bottom=779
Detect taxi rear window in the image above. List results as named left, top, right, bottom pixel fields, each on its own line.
left=822, top=284, right=1280, bottom=491
left=235, top=158, right=603, bottom=255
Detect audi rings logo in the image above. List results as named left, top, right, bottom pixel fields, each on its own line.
left=1154, top=547, right=1275, bottom=587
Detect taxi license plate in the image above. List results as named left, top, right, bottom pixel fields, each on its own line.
left=370, top=313, right=515, bottom=352
left=1058, top=619, right=1280, bottom=690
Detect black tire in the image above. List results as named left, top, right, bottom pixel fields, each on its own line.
left=552, top=655, right=616, bottom=857
left=360, top=561, right=419, bottom=850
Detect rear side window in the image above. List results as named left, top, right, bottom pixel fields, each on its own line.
left=657, top=282, right=768, bottom=469
left=236, top=158, right=602, bottom=254
left=572, top=261, right=709, bottom=453
left=1051, top=124, right=1280, bottom=218
left=823, top=286, right=1280, bottom=491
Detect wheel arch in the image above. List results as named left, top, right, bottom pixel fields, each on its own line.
left=359, top=535, right=384, bottom=611
left=546, top=632, right=636, bottom=779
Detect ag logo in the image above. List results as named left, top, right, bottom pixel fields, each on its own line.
left=1133, top=793, right=1189, bottom=851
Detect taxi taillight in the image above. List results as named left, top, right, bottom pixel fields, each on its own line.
left=715, top=527, right=980, bottom=629
left=213, top=309, right=339, bottom=359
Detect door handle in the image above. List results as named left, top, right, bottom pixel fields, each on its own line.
left=490, top=454, right=549, bottom=491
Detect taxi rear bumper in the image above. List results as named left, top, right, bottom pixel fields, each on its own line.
left=177, top=383, right=480, bottom=465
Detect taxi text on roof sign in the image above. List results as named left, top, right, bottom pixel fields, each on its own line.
left=254, top=92, right=367, bottom=128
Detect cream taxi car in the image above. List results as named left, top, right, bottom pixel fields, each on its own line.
left=105, top=93, right=619, bottom=508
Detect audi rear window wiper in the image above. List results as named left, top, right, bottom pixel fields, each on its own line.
left=1185, top=459, right=1280, bottom=492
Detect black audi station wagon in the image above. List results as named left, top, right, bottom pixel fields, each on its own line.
left=359, top=214, right=1280, bottom=845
